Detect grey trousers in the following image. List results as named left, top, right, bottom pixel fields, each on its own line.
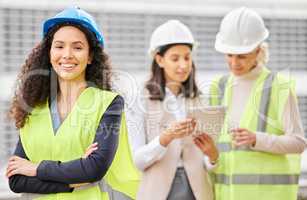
left=167, top=167, right=196, bottom=200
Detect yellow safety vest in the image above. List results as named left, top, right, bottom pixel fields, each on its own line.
left=209, top=67, right=301, bottom=200
left=20, top=87, right=140, bottom=200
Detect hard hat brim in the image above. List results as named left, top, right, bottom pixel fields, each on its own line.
left=148, top=41, right=198, bottom=57
left=215, top=30, right=269, bottom=54
left=43, top=17, right=104, bottom=45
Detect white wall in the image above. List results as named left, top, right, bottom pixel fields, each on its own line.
left=1, top=0, right=307, bottom=18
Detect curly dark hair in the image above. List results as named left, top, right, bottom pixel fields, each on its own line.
left=145, top=43, right=200, bottom=101
left=9, top=22, right=112, bottom=129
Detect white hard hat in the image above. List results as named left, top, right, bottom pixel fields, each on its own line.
left=215, top=7, right=269, bottom=54
left=148, top=20, right=195, bottom=56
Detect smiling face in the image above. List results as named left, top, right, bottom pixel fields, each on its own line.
left=50, top=26, right=92, bottom=82
left=155, top=44, right=193, bottom=85
left=225, top=47, right=260, bottom=76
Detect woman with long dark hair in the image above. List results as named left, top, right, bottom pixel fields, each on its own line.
left=6, top=6, right=139, bottom=200
left=127, top=20, right=218, bottom=200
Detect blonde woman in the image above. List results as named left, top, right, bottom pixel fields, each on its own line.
left=210, top=7, right=307, bottom=200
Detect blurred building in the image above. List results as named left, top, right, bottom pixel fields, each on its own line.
left=0, top=0, right=306, bottom=199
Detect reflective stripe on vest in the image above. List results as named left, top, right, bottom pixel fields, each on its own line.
left=217, top=75, right=228, bottom=105
left=215, top=174, right=299, bottom=185
left=217, top=142, right=250, bottom=152
left=257, top=72, right=275, bottom=132
left=99, top=180, right=132, bottom=200
left=20, top=182, right=132, bottom=200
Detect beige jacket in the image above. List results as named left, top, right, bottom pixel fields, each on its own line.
left=136, top=92, right=214, bottom=200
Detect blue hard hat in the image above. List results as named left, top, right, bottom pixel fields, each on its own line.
left=43, top=6, right=104, bottom=46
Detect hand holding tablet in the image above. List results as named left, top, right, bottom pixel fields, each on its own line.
left=188, top=106, right=226, bottom=142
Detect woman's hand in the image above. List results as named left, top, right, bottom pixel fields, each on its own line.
left=193, top=133, right=219, bottom=163
left=160, top=118, right=196, bottom=147
left=82, top=142, right=98, bottom=159
left=231, top=128, right=256, bottom=147
left=6, top=156, right=39, bottom=178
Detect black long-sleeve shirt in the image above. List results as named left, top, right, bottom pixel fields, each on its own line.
left=9, top=95, right=123, bottom=194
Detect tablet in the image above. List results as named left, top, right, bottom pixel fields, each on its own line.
left=188, top=106, right=226, bottom=142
